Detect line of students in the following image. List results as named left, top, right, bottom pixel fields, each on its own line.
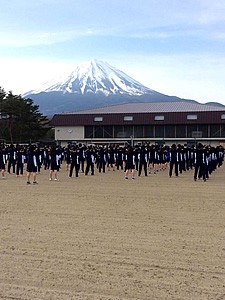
left=65, top=142, right=224, bottom=181
left=0, top=144, right=62, bottom=183
left=0, top=142, right=224, bottom=183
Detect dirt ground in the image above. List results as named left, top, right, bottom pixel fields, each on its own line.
left=0, top=162, right=225, bottom=300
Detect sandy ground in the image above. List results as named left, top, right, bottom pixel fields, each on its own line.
left=0, top=162, right=225, bottom=300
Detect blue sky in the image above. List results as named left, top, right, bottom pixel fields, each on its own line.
left=0, top=0, right=225, bottom=104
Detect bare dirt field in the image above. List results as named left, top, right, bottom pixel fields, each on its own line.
left=0, top=163, right=225, bottom=300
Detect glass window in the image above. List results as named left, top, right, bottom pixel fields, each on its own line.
left=103, top=126, right=113, bottom=138
left=124, top=116, right=133, bottom=121
left=210, top=125, right=221, bottom=138
left=94, top=117, right=103, bottom=122
left=198, top=125, right=208, bottom=138
left=144, top=125, right=154, bottom=138
left=221, top=114, right=225, bottom=120
left=176, top=125, right=186, bottom=138
left=221, top=125, right=225, bottom=137
left=94, top=126, right=104, bottom=138
left=165, top=125, right=175, bottom=138
left=84, top=126, right=93, bottom=138
left=187, top=114, right=197, bottom=120
left=114, top=126, right=124, bottom=138
left=155, top=125, right=164, bottom=138
left=154, top=115, right=164, bottom=121
left=124, top=126, right=133, bottom=138
left=187, top=125, right=198, bottom=138
left=134, top=126, right=143, bottom=138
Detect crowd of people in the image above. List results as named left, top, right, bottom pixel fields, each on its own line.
left=0, top=142, right=224, bottom=184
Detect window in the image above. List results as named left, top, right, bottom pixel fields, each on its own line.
left=176, top=125, right=186, bottom=138
left=114, top=126, right=124, bottom=138
left=155, top=125, right=164, bottom=138
left=94, top=117, right=103, bottom=122
left=187, top=114, right=197, bottom=120
left=210, top=125, right=221, bottom=138
left=134, top=126, right=143, bottom=138
left=154, top=115, right=164, bottom=121
left=221, top=125, right=225, bottom=137
left=94, top=126, right=104, bottom=138
left=103, top=126, right=113, bottom=138
left=85, top=126, right=93, bottom=138
left=165, top=125, right=175, bottom=138
left=187, top=125, right=198, bottom=138
left=124, top=116, right=133, bottom=121
left=144, top=125, right=154, bottom=138
left=221, top=114, right=225, bottom=120
left=124, top=126, right=133, bottom=138
left=198, top=125, right=208, bottom=138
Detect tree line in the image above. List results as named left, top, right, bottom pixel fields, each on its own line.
left=0, top=86, right=52, bottom=144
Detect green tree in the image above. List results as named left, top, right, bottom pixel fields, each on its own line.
left=0, top=87, right=6, bottom=102
left=0, top=89, right=49, bottom=143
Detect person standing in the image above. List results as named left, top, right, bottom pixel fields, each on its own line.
left=69, top=146, right=80, bottom=177
left=7, top=144, right=16, bottom=174
left=85, top=145, right=95, bottom=175
left=124, top=145, right=135, bottom=179
left=138, top=145, right=148, bottom=176
left=0, top=145, right=7, bottom=179
left=194, top=143, right=207, bottom=182
left=79, top=143, right=86, bottom=173
left=107, top=145, right=116, bottom=171
left=169, top=144, right=179, bottom=177
left=16, top=145, right=26, bottom=177
left=26, top=145, right=38, bottom=184
left=97, top=146, right=107, bottom=173
left=49, top=146, right=60, bottom=181
left=115, top=145, right=124, bottom=170
left=43, top=146, right=50, bottom=170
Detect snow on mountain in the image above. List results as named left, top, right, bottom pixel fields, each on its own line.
left=25, top=59, right=156, bottom=97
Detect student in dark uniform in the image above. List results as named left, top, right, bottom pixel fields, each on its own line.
left=138, top=145, right=148, bottom=176
left=124, top=145, right=135, bottom=179
left=64, top=146, right=71, bottom=171
left=43, top=146, right=50, bottom=170
left=194, top=143, right=207, bottom=182
left=85, top=145, right=95, bottom=175
left=134, top=145, right=139, bottom=171
left=16, top=145, right=26, bottom=177
left=169, top=144, right=179, bottom=177
left=148, top=144, right=154, bottom=174
left=79, top=143, right=86, bottom=173
left=7, top=144, right=16, bottom=174
left=107, top=145, right=116, bottom=171
left=49, top=146, right=60, bottom=181
left=0, top=145, right=6, bottom=179
left=97, top=146, right=107, bottom=173
left=177, top=144, right=184, bottom=174
left=69, top=146, right=80, bottom=177
left=34, top=146, right=42, bottom=174
left=115, top=145, right=124, bottom=170
left=26, top=145, right=38, bottom=184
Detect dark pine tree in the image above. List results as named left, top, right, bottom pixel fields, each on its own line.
left=0, top=89, right=49, bottom=143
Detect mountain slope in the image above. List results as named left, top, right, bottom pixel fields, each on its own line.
left=25, top=59, right=157, bottom=97
left=24, top=59, right=221, bottom=115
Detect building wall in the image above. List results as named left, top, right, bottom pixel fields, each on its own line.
left=54, top=124, right=225, bottom=147
left=55, top=126, right=84, bottom=142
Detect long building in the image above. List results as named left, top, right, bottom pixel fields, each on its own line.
left=50, top=101, right=225, bottom=146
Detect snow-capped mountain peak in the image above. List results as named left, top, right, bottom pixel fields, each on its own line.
left=26, top=59, right=155, bottom=96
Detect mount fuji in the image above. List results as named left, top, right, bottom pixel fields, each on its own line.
left=23, top=59, right=202, bottom=115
